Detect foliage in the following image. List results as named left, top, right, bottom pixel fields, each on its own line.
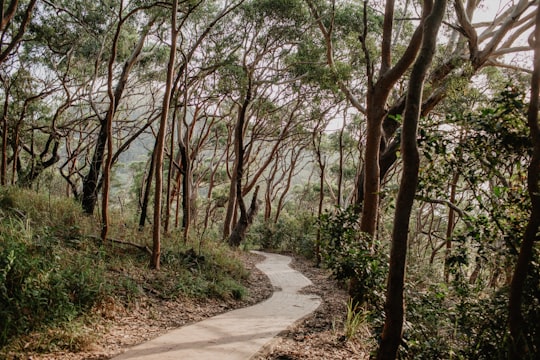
left=402, top=257, right=540, bottom=360
left=0, top=216, right=108, bottom=347
left=402, top=84, right=539, bottom=358
left=248, top=212, right=317, bottom=259
left=159, top=241, right=250, bottom=301
left=344, top=298, right=367, bottom=340
left=319, top=206, right=387, bottom=307
left=0, top=189, right=253, bottom=354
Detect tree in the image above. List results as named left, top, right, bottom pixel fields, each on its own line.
left=81, top=5, right=156, bottom=215
left=376, top=0, right=446, bottom=358
left=226, top=65, right=255, bottom=247
left=0, top=0, right=37, bottom=65
left=151, top=0, right=179, bottom=270
left=508, top=4, right=540, bottom=356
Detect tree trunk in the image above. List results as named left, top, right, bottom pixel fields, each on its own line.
left=17, top=135, right=60, bottom=187
left=337, top=119, right=345, bottom=207
left=81, top=123, right=107, bottom=214
left=151, top=0, right=178, bottom=270
left=223, top=162, right=238, bottom=239
left=226, top=68, right=252, bottom=246
left=444, top=172, right=459, bottom=282
left=179, top=139, right=191, bottom=241
left=101, top=1, right=123, bottom=241
left=1, top=85, right=10, bottom=186
left=377, top=1, right=445, bottom=359
left=139, top=138, right=157, bottom=230
left=228, top=186, right=260, bottom=247
left=164, top=108, right=177, bottom=234
left=81, top=17, right=153, bottom=215
left=274, top=147, right=303, bottom=224
left=508, top=5, right=540, bottom=356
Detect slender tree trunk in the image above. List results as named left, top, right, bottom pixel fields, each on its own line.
left=228, top=186, right=260, bottom=247
left=81, top=18, right=153, bottom=215
left=360, top=104, right=384, bottom=236
left=164, top=110, right=177, bottom=234
left=203, top=134, right=223, bottom=232
left=178, top=139, right=191, bottom=241
left=337, top=121, right=345, bottom=208
left=227, top=68, right=252, bottom=247
left=82, top=124, right=107, bottom=214
left=508, top=5, right=540, bottom=356
left=264, top=160, right=278, bottom=221
left=139, top=138, right=157, bottom=230
left=1, top=86, right=10, bottom=186
left=174, top=169, right=182, bottom=228
left=223, top=163, right=237, bottom=239
left=151, top=0, right=178, bottom=269
left=101, top=1, right=123, bottom=241
left=316, top=160, right=325, bottom=266
left=377, top=1, right=445, bottom=359
left=444, top=172, right=459, bottom=282
left=312, top=131, right=325, bottom=266
left=274, top=148, right=302, bottom=224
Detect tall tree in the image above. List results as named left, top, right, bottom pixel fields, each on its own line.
left=81, top=6, right=156, bottom=214
left=151, top=0, right=178, bottom=270
left=376, top=0, right=446, bottom=358
left=226, top=66, right=255, bottom=247
left=508, top=3, right=540, bottom=356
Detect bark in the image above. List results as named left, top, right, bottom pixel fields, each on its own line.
left=1, top=81, right=10, bottom=185
left=349, top=1, right=427, bottom=302
left=508, top=5, right=540, bottom=356
left=101, top=1, right=123, bottom=242
left=179, top=138, right=191, bottom=240
left=139, top=138, right=157, bottom=230
left=151, top=0, right=178, bottom=270
left=226, top=68, right=253, bottom=247
left=223, top=139, right=238, bottom=239
left=376, top=1, right=446, bottom=359
left=164, top=106, right=177, bottom=235
left=337, top=118, right=345, bottom=207
left=357, top=0, right=425, bottom=238
left=444, top=172, right=460, bottom=282
left=228, top=185, right=260, bottom=247
left=313, top=132, right=325, bottom=266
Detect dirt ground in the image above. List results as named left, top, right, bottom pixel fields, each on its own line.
left=17, top=251, right=372, bottom=360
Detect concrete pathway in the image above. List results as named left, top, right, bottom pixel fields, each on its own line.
left=112, top=251, right=321, bottom=360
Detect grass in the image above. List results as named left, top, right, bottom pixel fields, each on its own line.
left=0, top=187, right=252, bottom=355
left=344, top=298, right=368, bottom=340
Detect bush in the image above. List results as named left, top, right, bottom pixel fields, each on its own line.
left=248, top=212, right=317, bottom=258
left=319, top=206, right=387, bottom=308
left=0, top=220, right=107, bottom=347
left=402, top=257, right=540, bottom=360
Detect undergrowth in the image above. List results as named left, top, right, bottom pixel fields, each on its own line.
left=0, top=188, right=251, bottom=355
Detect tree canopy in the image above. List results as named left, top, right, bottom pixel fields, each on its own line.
left=1, top=0, right=539, bottom=358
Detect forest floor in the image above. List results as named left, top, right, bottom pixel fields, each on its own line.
left=21, top=251, right=372, bottom=360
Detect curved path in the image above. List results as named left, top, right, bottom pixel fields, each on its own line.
left=112, top=251, right=321, bottom=360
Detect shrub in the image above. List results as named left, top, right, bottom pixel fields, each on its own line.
left=319, top=206, right=387, bottom=308
left=0, top=221, right=107, bottom=347
left=248, top=212, right=317, bottom=258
